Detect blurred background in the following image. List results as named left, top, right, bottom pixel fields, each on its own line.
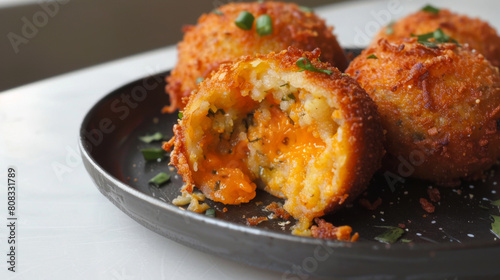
left=0, top=0, right=348, bottom=92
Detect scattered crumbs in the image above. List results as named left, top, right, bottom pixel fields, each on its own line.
left=372, top=215, right=376, bottom=219
left=404, top=191, right=408, bottom=195
left=255, top=201, right=263, bottom=206
left=431, top=220, right=437, bottom=224
left=265, top=202, right=291, bottom=219
left=439, top=227, right=443, bottom=231
left=174, top=175, right=179, bottom=179
left=416, top=233, right=422, bottom=236
left=359, top=197, right=383, bottom=210
left=311, top=218, right=358, bottom=241
left=246, top=216, right=268, bottom=226
left=467, top=234, right=475, bottom=238
left=420, top=198, right=435, bottom=213
left=427, top=188, right=441, bottom=203
left=493, top=190, right=497, bottom=194
left=133, top=164, right=137, bottom=168
left=469, top=194, right=474, bottom=199
left=380, top=211, right=385, bottom=215
left=223, top=207, right=228, bottom=213
left=153, top=117, right=159, bottom=124
left=483, top=197, right=490, bottom=201
left=389, top=202, right=394, bottom=205
left=169, top=166, right=175, bottom=171
left=398, top=223, right=406, bottom=229
left=469, top=185, right=475, bottom=189
left=381, top=218, right=385, bottom=222
left=494, top=181, right=498, bottom=186
left=134, top=178, right=138, bottom=182
left=456, top=189, right=462, bottom=195
left=405, top=228, right=409, bottom=232
left=126, top=176, right=131, bottom=180
left=242, top=215, right=246, bottom=219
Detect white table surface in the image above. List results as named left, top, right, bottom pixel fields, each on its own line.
left=1, top=0, right=499, bottom=279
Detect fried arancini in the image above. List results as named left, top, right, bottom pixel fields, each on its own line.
left=164, top=1, right=348, bottom=113
left=169, top=47, right=383, bottom=234
left=375, top=8, right=500, bottom=67
left=346, top=39, right=500, bottom=186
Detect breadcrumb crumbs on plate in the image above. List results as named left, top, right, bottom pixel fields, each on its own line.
left=427, top=188, right=441, bottom=202
left=359, top=197, right=383, bottom=210
left=420, top=198, right=435, bottom=213
left=310, top=218, right=359, bottom=241
left=246, top=216, right=268, bottom=226
left=265, top=202, right=291, bottom=220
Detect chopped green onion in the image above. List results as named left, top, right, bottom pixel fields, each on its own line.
left=386, top=21, right=395, bottom=35
left=491, top=200, right=500, bottom=207
left=296, top=57, right=333, bottom=75
left=400, top=239, right=412, bottom=243
left=412, top=28, right=460, bottom=48
left=206, top=208, right=216, bottom=217
left=280, top=82, right=289, bottom=87
left=178, top=111, right=183, bottom=119
left=299, top=6, right=313, bottom=13
left=196, top=77, right=204, bottom=84
left=374, top=226, right=405, bottom=244
left=491, top=215, right=500, bottom=238
left=367, top=54, right=378, bottom=59
left=256, top=14, right=273, bottom=36
left=149, top=172, right=170, bottom=187
left=235, top=11, right=254, bottom=30
left=212, top=10, right=223, bottom=15
left=139, top=132, right=164, bottom=143
left=141, top=148, right=165, bottom=161
left=421, top=4, right=440, bottom=14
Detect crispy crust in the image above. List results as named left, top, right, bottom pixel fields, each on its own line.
left=346, top=39, right=500, bottom=185
left=164, top=1, right=347, bottom=112
left=375, top=9, right=500, bottom=67
left=170, top=47, right=384, bottom=231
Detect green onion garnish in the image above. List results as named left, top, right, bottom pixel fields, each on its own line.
left=299, top=6, right=313, bottom=13
left=178, top=111, right=183, bottom=119
left=256, top=14, right=273, bottom=36
left=206, top=208, right=216, bottom=217
left=367, top=54, right=378, bottom=59
left=412, top=28, right=459, bottom=48
left=374, top=226, right=405, bottom=244
left=296, top=57, right=333, bottom=75
left=421, top=4, right=440, bottom=14
left=139, top=132, right=164, bottom=143
left=212, top=10, right=223, bottom=15
left=492, top=215, right=500, bottom=238
left=141, top=148, right=165, bottom=161
left=235, top=11, right=254, bottom=30
left=386, top=21, right=395, bottom=35
left=280, top=82, right=289, bottom=87
left=491, top=200, right=500, bottom=206
left=149, top=172, right=170, bottom=187
left=196, top=77, right=204, bottom=85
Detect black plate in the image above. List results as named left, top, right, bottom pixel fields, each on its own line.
left=80, top=54, right=500, bottom=279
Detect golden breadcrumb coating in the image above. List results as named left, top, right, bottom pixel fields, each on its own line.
left=375, top=8, right=500, bottom=67
left=164, top=1, right=348, bottom=113
left=347, top=39, right=500, bottom=186
left=169, top=47, right=384, bottom=234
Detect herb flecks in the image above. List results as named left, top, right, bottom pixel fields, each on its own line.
left=141, top=148, right=165, bottom=161
left=139, top=132, right=164, bottom=143
left=412, top=28, right=460, bottom=48
left=299, top=6, right=313, bottom=13
left=149, top=172, right=171, bottom=187
left=296, top=57, right=333, bottom=75
left=367, top=54, right=378, bottom=59
left=235, top=11, right=254, bottom=30
left=386, top=21, right=395, bottom=35
left=205, top=208, right=216, bottom=217
left=374, top=226, right=405, bottom=244
left=491, top=215, right=500, bottom=238
left=178, top=111, right=183, bottom=119
left=212, top=10, right=224, bottom=16
left=421, top=4, right=440, bottom=14
left=256, top=14, right=273, bottom=36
